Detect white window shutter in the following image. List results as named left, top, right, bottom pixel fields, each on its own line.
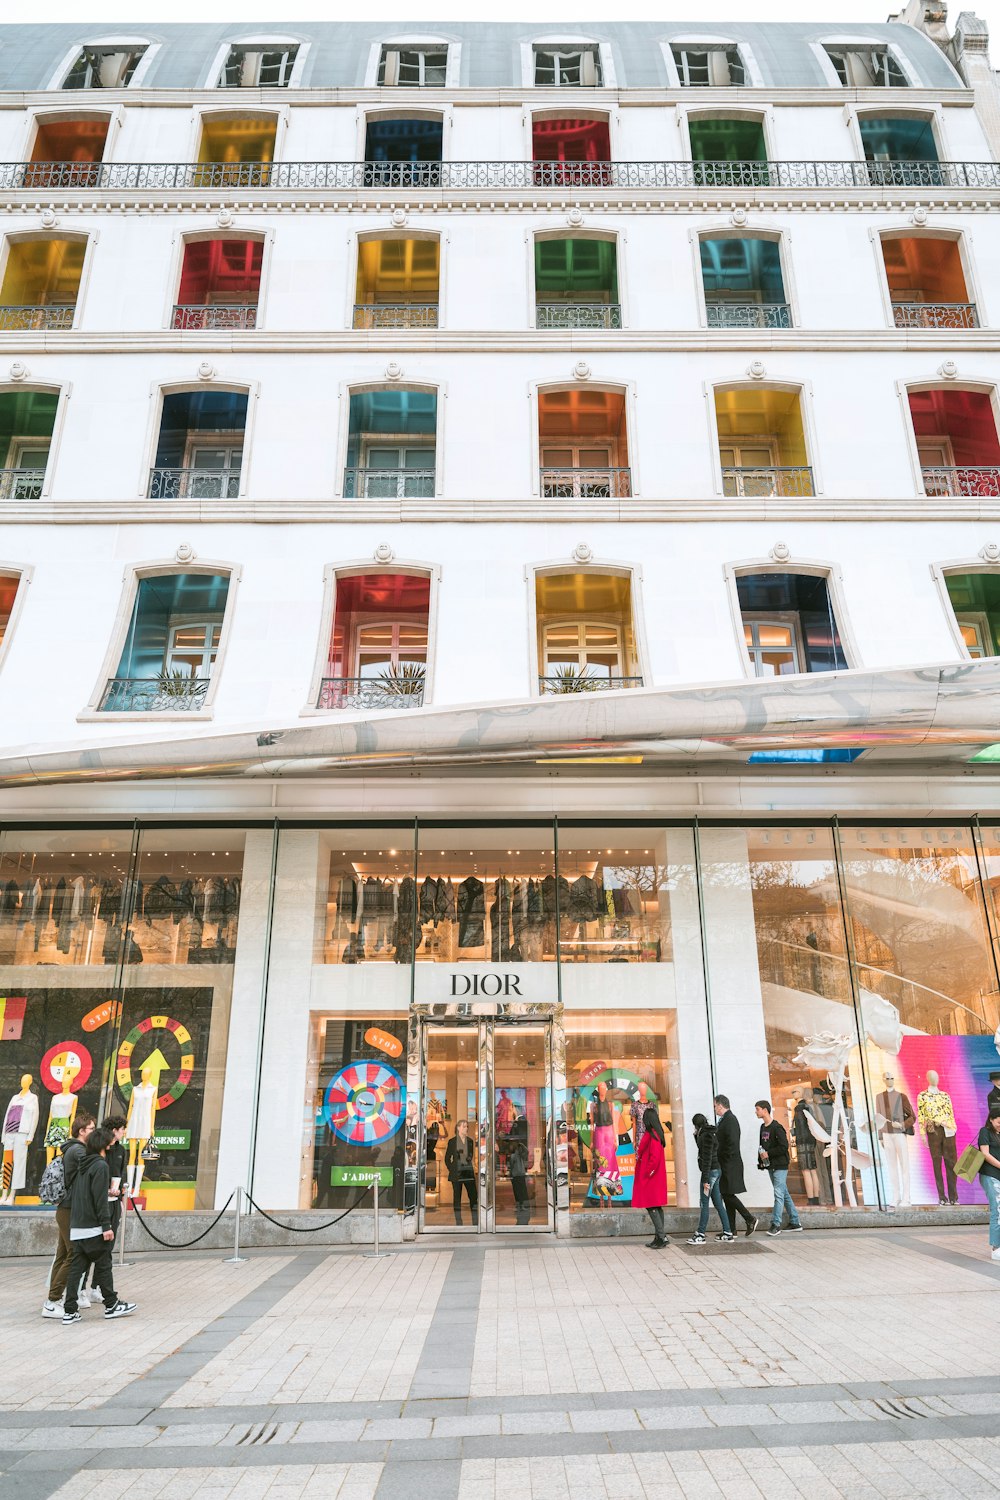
left=709, top=50, right=730, bottom=86
left=581, top=50, right=597, bottom=86
left=383, top=49, right=399, bottom=86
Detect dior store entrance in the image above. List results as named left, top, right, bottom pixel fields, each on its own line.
left=412, top=1007, right=564, bottom=1234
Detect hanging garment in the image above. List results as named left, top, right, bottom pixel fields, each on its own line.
left=1, top=880, right=20, bottom=917
left=540, top=874, right=570, bottom=919
left=437, top=878, right=457, bottom=922
left=489, top=877, right=513, bottom=962
left=568, top=874, right=603, bottom=922
left=457, top=876, right=486, bottom=949
left=394, top=876, right=420, bottom=962
left=419, top=877, right=439, bottom=924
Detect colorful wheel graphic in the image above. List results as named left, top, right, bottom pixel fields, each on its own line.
left=115, top=1015, right=194, bottom=1111
left=40, top=1041, right=93, bottom=1093
left=324, top=1061, right=405, bottom=1146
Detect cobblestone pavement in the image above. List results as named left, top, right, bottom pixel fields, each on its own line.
left=1, top=1227, right=1000, bottom=1500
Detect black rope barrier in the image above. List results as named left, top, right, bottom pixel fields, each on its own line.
left=129, top=1191, right=235, bottom=1248
left=244, top=1184, right=373, bottom=1232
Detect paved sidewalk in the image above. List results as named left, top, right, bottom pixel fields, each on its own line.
left=1, top=1226, right=1000, bottom=1500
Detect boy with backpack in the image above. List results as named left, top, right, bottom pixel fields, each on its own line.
left=62, top=1126, right=137, bottom=1323
left=40, top=1112, right=95, bottom=1319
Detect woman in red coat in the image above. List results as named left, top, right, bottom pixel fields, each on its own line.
left=631, top=1105, right=669, bottom=1247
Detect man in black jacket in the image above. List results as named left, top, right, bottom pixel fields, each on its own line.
left=41, top=1113, right=95, bottom=1318
left=756, top=1100, right=804, bottom=1237
left=714, top=1094, right=758, bottom=1237
left=62, top=1127, right=137, bottom=1323
left=78, top=1113, right=128, bottom=1303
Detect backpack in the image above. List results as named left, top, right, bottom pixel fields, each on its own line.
left=38, top=1154, right=65, bottom=1206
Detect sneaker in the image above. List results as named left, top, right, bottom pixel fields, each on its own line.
left=77, top=1290, right=91, bottom=1309
left=41, top=1300, right=64, bottom=1319
left=653, top=1236, right=670, bottom=1248
left=720, top=1232, right=735, bottom=1242
left=787, top=1223, right=805, bottom=1232
left=766, top=1226, right=781, bottom=1237
left=61, top=1310, right=81, bottom=1324
left=104, top=1300, right=137, bottom=1320
left=687, top=1233, right=706, bottom=1245
left=745, top=1217, right=759, bottom=1238
left=991, top=1247, right=1000, bottom=1261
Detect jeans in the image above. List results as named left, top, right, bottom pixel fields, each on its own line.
left=697, top=1169, right=732, bottom=1236
left=983, top=1173, right=1000, bottom=1249
left=64, top=1234, right=117, bottom=1313
left=769, top=1168, right=801, bottom=1228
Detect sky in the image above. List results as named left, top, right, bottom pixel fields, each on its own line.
left=14, top=0, right=1000, bottom=29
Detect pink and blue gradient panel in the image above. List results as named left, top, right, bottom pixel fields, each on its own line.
left=894, top=1033, right=999, bottom=1204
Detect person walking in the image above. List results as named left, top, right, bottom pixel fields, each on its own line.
left=977, top=1103, right=1000, bottom=1261
left=687, top=1113, right=734, bottom=1245
left=445, top=1118, right=478, bottom=1225
left=78, top=1113, right=128, bottom=1302
left=756, top=1100, right=804, bottom=1237
left=62, top=1126, right=137, bottom=1323
left=41, top=1112, right=95, bottom=1319
left=714, top=1094, right=758, bottom=1237
left=632, top=1105, right=669, bottom=1248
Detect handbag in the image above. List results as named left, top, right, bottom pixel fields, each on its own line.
left=141, top=1138, right=160, bottom=1162
left=956, top=1142, right=984, bottom=1183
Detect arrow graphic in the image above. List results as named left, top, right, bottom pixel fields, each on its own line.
left=137, top=1045, right=171, bottom=1083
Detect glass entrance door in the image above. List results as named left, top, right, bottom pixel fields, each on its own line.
left=420, top=1021, right=553, bottom=1232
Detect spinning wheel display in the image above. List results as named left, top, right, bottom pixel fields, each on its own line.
left=324, top=1061, right=405, bottom=1145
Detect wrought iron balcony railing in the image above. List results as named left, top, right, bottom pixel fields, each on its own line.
left=0, top=304, right=75, bottom=330
left=541, top=466, right=632, bottom=498
left=891, top=302, right=979, bottom=329
left=6, top=158, right=1000, bottom=192
left=100, top=676, right=211, bottom=712
left=535, top=303, right=622, bottom=329
left=171, top=304, right=258, bottom=330
left=706, top=301, right=792, bottom=329
left=148, top=466, right=241, bottom=499
left=317, top=675, right=426, bottom=710
left=352, top=303, right=439, bottom=329
left=539, top=674, right=643, bottom=694
left=343, top=467, right=435, bottom=498
left=0, top=466, right=45, bottom=499
left=922, top=465, right=1000, bottom=497
left=721, top=466, right=815, bottom=497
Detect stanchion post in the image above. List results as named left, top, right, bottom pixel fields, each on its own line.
left=364, top=1179, right=385, bottom=1259
left=223, top=1185, right=247, bottom=1264
left=118, top=1190, right=134, bottom=1268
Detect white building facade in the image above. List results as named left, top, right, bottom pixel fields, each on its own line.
left=1, top=15, right=1000, bottom=1237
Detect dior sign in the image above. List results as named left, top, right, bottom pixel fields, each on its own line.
left=450, top=971, right=522, bottom=996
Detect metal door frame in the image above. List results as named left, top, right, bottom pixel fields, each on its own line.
left=409, top=1001, right=567, bottom=1236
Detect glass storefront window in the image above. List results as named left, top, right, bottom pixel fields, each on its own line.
left=840, top=825, right=1000, bottom=1209
left=319, top=829, right=416, bottom=965
left=0, top=828, right=244, bottom=1212
left=563, top=1011, right=679, bottom=1212
left=304, top=1012, right=407, bottom=1213
left=556, top=830, right=677, bottom=964
left=413, top=828, right=556, bottom=967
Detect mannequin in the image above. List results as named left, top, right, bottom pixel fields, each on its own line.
left=124, top=1066, right=158, bottom=1197
left=789, top=1090, right=820, bottom=1204
left=633, top=1081, right=652, bottom=1154
left=875, top=1070, right=914, bottom=1208
left=1, top=1074, right=39, bottom=1204
left=44, top=1065, right=79, bottom=1163
left=917, top=1068, right=958, bottom=1205
left=589, top=1079, right=622, bottom=1197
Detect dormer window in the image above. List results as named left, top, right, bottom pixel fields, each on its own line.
left=378, top=46, right=447, bottom=87
left=63, top=46, right=147, bottom=90
left=219, top=44, right=298, bottom=88
left=535, top=47, right=602, bottom=87
left=825, top=46, right=908, bottom=87
left=672, top=45, right=745, bottom=87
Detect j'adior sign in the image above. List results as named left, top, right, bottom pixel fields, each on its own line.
left=416, top=963, right=559, bottom=1003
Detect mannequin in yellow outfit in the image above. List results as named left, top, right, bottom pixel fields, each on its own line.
left=44, top=1065, right=80, bottom=1164
left=124, top=1065, right=158, bottom=1197
left=1, top=1074, right=39, bottom=1204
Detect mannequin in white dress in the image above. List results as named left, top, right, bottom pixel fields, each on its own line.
left=125, top=1065, right=158, bottom=1197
